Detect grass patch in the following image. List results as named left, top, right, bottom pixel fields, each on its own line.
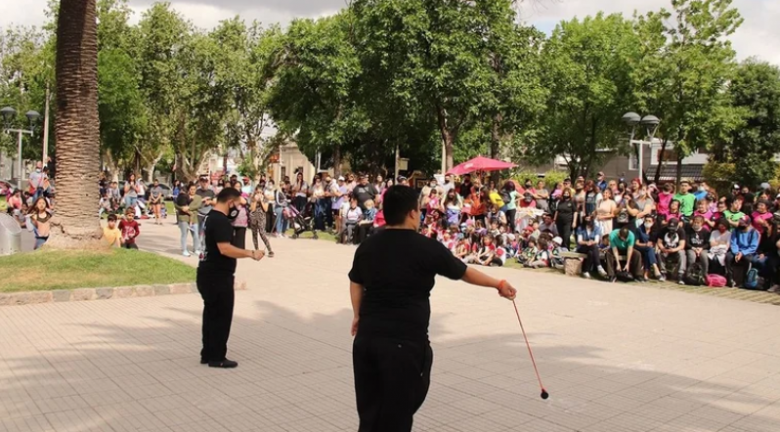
left=0, top=248, right=195, bottom=293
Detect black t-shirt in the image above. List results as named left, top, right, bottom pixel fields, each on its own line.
left=199, top=210, right=236, bottom=275
left=660, top=227, right=686, bottom=250
left=556, top=199, right=575, bottom=221
left=459, top=182, right=472, bottom=198
left=348, top=229, right=468, bottom=341
left=353, top=184, right=378, bottom=208
left=685, top=226, right=711, bottom=250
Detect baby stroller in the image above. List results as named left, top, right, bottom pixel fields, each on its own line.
left=286, top=203, right=318, bottom=240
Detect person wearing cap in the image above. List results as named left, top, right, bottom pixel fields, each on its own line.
left=596, top=172, right=607, bottom=192
left=397, top=175, right=409, bottom=186
left=349, top=186, right=517, bottom=432
left=726, top=216, right=759, bottom=288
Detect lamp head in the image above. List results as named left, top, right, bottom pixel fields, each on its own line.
left=26, top=110, right=40, bottom=125
left=622, top=112, right=641, bottom=126
left=1, top=106, right=16, bottom=128
left=641, top=114, right=660, bottom=137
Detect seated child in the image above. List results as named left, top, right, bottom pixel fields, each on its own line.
left=455, top=238, right=470, bottom=260
left=517, top=238, right=539, bottom=265
left=527, top=236, right=551, bottom=269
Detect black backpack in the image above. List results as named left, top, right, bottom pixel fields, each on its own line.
left=685, top=262, right=705, bottom=286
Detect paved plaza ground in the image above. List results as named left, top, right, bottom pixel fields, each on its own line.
left=2, top=222, right=780, bottom=432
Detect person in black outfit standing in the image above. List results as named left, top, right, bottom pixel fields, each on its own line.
left=198, top=187, right=263, bottom=369
left=348, top=186, right=517, bottom=432
left=554, top=190, right=576, bottom=249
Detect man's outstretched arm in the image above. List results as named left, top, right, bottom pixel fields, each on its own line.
left=461, top=267, right=517, bottom=300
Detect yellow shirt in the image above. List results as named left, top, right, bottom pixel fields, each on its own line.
left=103, top=226, right=122, bottom=247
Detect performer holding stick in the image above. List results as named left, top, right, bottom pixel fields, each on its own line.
left=198, top=187, right=263, bottom=369
left=348, top=185, right=517, bottom=432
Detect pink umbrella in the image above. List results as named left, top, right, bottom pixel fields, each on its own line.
left=447, top=156, right=517, bottom=176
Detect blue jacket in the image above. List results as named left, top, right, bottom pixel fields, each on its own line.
left=730, top=227, right=759, bottom=255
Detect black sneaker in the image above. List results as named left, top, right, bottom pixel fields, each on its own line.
left=208, top=359, right=238, bottom=369
left=200, top=358, right=208, bottom=365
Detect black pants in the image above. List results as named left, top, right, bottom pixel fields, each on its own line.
left=577, top=244, right=600, bottom=273
left=197, top=269, right=235, bottom=363
left=726, top=251, right=754, bottom=287
left=122, top=243, right=138, bottom=250
left=265, top=207, right=275, bottom=233
left=356, top=224, right=373, bottom=244
left=556, top=219, right=573, bottom=249
left=232, top=227, right=246, bottom=249
left=353, top=336, right=433, bottom=432
left=605, top=250, right=643, bottom=279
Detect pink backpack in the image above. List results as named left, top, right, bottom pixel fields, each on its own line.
left=706, top=274, right=727, bottom=287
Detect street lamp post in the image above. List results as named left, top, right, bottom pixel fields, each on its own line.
left=622, top=112, right=660, bottom=183
left=1, top=107, right=40, bottom=190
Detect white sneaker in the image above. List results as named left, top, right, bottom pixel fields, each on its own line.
left=582, top=272, right=591, bottom=279
left=194, top=250, right=201, bottom=256
left=183, top=251, right=191, bottom=257
left=597, top=266, right=608, bottom=278
left=769, top=285, right=780, bottom=293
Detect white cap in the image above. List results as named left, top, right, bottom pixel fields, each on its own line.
left=553, top=236, right=563, bottom=246
left=338, top=176, right=345, bottom=181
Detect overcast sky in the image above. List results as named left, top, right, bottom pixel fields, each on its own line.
left=1, top=0, right=778, bottom=64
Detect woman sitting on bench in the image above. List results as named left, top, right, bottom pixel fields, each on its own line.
left=576, top=215, right=605, bottom=279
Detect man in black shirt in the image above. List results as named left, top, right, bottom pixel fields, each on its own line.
left=348, top=186, right=517, bottom=432
left=198, top=187, right=263, bottom=368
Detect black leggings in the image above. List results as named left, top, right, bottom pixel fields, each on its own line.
left=505, top=209, right=517, bottom=232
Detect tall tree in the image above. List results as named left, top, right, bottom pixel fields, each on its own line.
left=50, top=0, right=102, bottom=245
left=268, top=13, right=366, bottom=175
left=635, top=0, right=743, bottom=183
left=353, top=0, right=513, bottom=172
left=726, top=59, right=780, bottom=187
left=528, top=13, right=640, bottom=179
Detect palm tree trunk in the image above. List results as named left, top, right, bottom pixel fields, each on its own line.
left=49, top=0, right=102, bottom=247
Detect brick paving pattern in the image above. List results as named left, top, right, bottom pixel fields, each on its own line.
left=2, top=223, right=780, bottom=431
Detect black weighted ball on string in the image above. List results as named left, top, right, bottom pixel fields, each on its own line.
left=540, top=390, right=549, bottom=400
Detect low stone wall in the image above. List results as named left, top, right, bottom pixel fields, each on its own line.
left=0, top=281, right=247, bottom=307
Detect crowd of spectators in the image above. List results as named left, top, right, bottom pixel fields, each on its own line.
left=417, top=173, right=780, bottom=292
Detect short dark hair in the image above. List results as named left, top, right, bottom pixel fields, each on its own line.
left=619, top=227, right=630, bottom=239
left=108, top=214, right=117, bottom=222
left=383, top=185, right=419, bottom=225
left=217, top=187, right=241, bottom=203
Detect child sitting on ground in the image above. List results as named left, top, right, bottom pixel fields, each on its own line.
left=527, top=236, right=552, bottom=269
